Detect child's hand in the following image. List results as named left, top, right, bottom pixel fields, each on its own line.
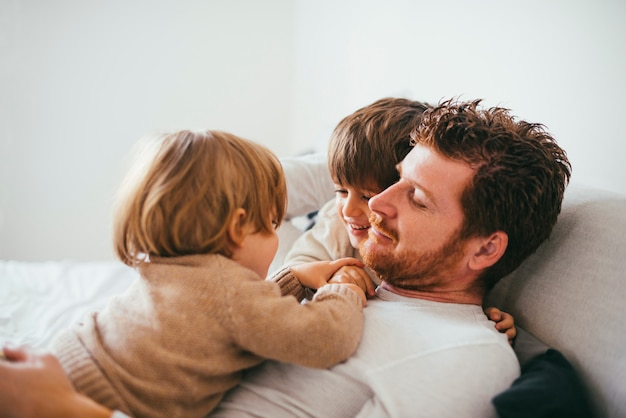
left=328, top=265, right=376, bottom=298
left=484, top=307, right=517, bottom=344
left=290, top=258, right=365, bottom=290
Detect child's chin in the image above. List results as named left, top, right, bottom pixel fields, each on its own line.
left=349, top=236, right=366, bottom=250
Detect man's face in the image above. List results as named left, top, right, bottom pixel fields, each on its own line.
left=360, top=144, right=474, bottom=290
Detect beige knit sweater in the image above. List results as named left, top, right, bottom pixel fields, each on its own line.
left=51, top=254, right=363, bottom=418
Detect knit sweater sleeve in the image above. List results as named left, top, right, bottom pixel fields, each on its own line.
left=227, top=274, right=364, bottom=369
left=268, top=267, right=307, bottom=300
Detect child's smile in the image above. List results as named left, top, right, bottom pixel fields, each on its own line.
left=333, top=183, right=379, bottom=249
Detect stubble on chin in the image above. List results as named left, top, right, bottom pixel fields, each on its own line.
left=359, top=218, right=397, bottom=281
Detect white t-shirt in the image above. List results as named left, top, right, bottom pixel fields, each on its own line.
left=210, top=286, right=520, bottom=418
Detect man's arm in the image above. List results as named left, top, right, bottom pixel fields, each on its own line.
left=0, top=345, right=115, bottom=418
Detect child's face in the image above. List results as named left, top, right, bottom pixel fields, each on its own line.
left=235, top=221, right=279, bottom=279
left=334, top=182, right=381, bottom=249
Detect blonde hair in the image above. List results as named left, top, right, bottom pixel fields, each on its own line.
left=113, top=130, right=286, bottom=266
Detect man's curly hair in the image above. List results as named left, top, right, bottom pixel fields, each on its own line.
left=411, top=98, right=572, bottom=289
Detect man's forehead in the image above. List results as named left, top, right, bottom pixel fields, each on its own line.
left=397, top=145, right=436, bottom=179
left=398, top=145, right=474, bottom=200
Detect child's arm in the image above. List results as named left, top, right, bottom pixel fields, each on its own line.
left=289, top=257, right=363, bottom=289
left=289, top=258, right=369, bottom=305
left=236, top=268, right=365, bottom=369
left=484, top=307, right=517, bottom=344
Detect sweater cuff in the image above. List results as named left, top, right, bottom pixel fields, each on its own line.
left=267, top=267, right=306, bottom=300
left=314, top=283, right=363, bottom=309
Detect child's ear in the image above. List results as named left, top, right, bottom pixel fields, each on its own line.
left=468, top=231, right=508, bottom=271
left=227, top=208, right=248, bottom=247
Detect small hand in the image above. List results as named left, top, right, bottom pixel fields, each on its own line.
left=290, top=258, right=365, bottom=290
left=328, top=265, right=376, bottom=298
left=484, top=307, right=517, bottom=344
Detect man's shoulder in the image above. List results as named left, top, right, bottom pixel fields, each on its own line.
left=355, top=301, right=519, bottom=417
left=362, top=297, right=518, bottom=365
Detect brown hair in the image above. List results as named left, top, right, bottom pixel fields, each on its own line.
left=412, top=98, right=572, bottom=289
left=329, top=97, right=431, bottom=191
left=113, top=130, right=286, bottom=266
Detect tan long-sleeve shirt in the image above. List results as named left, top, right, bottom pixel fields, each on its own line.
left=51, top=254, right=363, bottom=418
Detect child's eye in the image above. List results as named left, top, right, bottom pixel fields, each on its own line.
left=334, top=188, right=348, bottom=196
left=362, top=187, right=381, bottom=202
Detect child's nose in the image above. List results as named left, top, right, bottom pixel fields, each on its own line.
left=343, top=195, right=365, bottom=218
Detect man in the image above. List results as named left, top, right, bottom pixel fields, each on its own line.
left=0, top=98, right=571, bottom=417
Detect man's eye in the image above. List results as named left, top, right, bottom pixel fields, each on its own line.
left=410, top=190, right=428, bottom=209
left=412, top=200, right=427, bottom=209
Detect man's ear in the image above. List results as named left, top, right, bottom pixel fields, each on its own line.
left=468, top=231, right=508, bottom=271
left=227, top=208, right=248, bottom=248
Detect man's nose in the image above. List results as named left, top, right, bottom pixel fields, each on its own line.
left=369, top=183, right=398, bottom=217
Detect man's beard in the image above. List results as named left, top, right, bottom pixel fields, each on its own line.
left=360, top=216, right=466, bottom=291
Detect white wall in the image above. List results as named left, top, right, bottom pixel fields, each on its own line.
left=0, top=0, right=297, bottom=261
left=292, top=0, right=626, bottom=194
left=2, top=0, right=625, bottom=261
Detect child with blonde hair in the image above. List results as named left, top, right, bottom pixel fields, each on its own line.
left=50, top=130, right=366, bottom=417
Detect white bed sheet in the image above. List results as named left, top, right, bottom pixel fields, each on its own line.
left=0, top=260, right=138, bottom=349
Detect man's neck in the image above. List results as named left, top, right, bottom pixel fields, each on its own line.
left=379, top=281, right=483, bottom=305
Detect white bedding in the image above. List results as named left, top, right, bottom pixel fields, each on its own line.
left=0, top=260, right=139, bottom=349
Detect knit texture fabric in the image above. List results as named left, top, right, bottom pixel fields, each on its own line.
left=51, top=254, right=363, bottom=417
